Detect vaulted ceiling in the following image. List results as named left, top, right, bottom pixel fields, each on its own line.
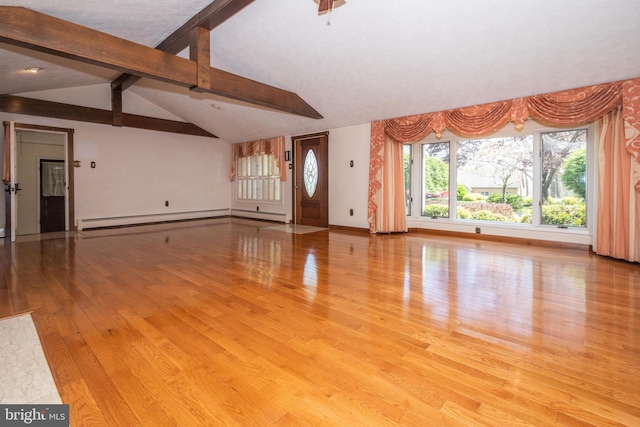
left=1, top=0, right=639, bottom=143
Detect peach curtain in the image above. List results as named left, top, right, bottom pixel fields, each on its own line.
left=368, top=121, right=407, bottom=233
left=596, top=80, right=640, bottom=262
left=596, top=108, right=638, bottom=261
left=368, top=79, right=640, bottom=261
left=230, top=136, right=286, bottom=182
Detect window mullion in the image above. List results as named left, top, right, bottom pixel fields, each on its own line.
left=450, top=139, right=458, bottom=220
left=532, top=132, right=542, bottom=226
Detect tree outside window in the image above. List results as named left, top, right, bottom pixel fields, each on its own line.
left=422, top=142, right=450, bottom=218
left=541, top=130, right=587, bottom=227
left=456, top=136, right=533, bottom=224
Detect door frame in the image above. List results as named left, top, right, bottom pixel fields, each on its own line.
left=4, top=122, right=75, bottom=239
left=292, top=131, right=329, bottom=226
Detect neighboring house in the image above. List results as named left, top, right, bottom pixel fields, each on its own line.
left=457, top=168, right=530, bottom=198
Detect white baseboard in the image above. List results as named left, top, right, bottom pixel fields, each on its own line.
left=77, top=209, right=229, bottom=230
left=230, top=209, right=288, bottom=223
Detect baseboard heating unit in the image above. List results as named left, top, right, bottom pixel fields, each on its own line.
left=230, top=209, right=288, bottom=223
left=76, top=209, right=230, bottom=231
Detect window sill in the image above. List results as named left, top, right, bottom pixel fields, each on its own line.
left=407, top=216, right=591, bottom=247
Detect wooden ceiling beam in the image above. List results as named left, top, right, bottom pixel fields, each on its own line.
left=190, top=27, right=212, bottom=93
left=0, top=95, right=218, bottom=138
left=162, top=0, right=255, bottom=53
left=111, top=87, right=123, bottom=127
left=112, top=0, right=255, bottom=91
left=0, top=6, right=323, bottom=119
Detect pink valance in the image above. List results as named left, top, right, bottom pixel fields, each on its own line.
left=527, top=83, right=622, bottom=127
left=230, top=136, right=286, bottom=182
left=373, top=78, right=640, bottom=178
left=380, top=81, right=630, bottom=142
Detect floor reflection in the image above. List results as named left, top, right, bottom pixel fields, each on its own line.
left=358, top=234, right=596, bottom=346
left=302, top=252, right=318, bottom=302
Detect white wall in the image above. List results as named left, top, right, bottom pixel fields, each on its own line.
left=328, top=123, right=371, bottom=229
left=74, top=124, right=229, bottom=223
left=1, top=85, right=230, bottom=232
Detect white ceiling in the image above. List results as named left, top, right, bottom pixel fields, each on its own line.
left=1, top=0, right=639, bottom=143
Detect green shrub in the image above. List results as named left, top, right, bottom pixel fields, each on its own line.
left=486, top=193, right=505, bottom=203
left=457, top=184, right=467, bottom=201
left=559, top=197, right=581, bottom=205
left=423, top=204, right=449, bottom=217
left=561, top=148, right=586, bottom=199
left=470, top=210, right=509, bottom=222
left=523, top=196, right=533, bottom=207
left=458, top=201, right=514, bottom=218
left=487, top=193, right=524, bottom=211
left=520, top=209, right=533, bottom=224
left=542, top=204, right=586, bottom=226
left=423, top=204, right=478, bottom=219
left=462, top=193, right=486, bottom=202
left=457, top=207, right=471, bottom=219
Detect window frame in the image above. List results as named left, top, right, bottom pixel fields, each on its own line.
left=540, top=128, right=589, bottom=228
left=235, top=152, right=283, bottom=203
left=403, top=144, right=412, bottom=216
left=421, top=141, right=451, bottom=219
left=405, top=120, right=595, bottom=238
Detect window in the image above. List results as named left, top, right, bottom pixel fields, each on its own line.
left=409, top=124, right=589, bottom=231
left=403, top=145, right=412, bottom=215
left=236, top=153, right=282, bottom=202
left=541, top=129, right=587, bottom=227
left=457, top=135, right=533, bottom=224
left=303, top=149, right=319, bottom=198
left=422, top=142, right=450, bottom=218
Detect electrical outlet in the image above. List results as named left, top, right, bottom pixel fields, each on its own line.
left=349, top=208, right=354, bottom=216
left=256, top=206, right=259, bottom=212
left=475, top=227, right=481, bottom=234
left=165, top=201, right=169, bottom=207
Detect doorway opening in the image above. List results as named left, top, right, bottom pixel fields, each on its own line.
left=3, top=122, right=75, bottom=239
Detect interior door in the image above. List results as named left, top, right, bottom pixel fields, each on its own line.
left=40, top=159, right=66, bottom=233
left=294, top=132, right=328, bottom=227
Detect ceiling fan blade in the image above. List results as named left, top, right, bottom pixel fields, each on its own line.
left=317, top=0, right=332, bottom=14
left=314, top=0, right=345, bottom=15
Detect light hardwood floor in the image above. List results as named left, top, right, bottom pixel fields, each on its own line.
left=1, top=218, right=639, bottom=426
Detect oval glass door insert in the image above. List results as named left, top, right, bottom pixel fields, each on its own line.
left=303, top=149, right=318, bottom=198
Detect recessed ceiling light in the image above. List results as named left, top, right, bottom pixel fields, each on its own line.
left=24, top=67, right=43, bottom=73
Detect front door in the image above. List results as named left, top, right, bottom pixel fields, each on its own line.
left=293, top=132, right=328, bottom=227
left=39, top=159, right=66, bottom=233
